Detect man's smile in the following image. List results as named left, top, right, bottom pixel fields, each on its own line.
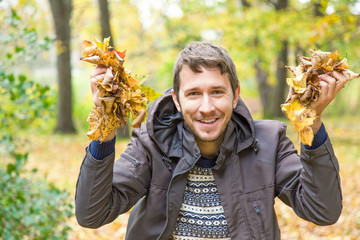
left=199, top=119, right=218, bottom=124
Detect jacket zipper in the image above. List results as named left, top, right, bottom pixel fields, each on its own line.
left=122, top=152, right=140, bottom=167
left=162, top=156, right=172, bottom=171
left=158, top=153, right=201, bottom=240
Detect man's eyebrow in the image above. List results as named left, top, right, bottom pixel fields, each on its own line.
left=183, top=87, right=200, bottom=93
left=184, top=86, right=227, bottom=92
left=212, top=86, right=227, bottom=90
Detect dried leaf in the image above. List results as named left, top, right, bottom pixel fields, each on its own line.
left=101, top=67, right=115, bottom=91
left=80, top=37, right=162, bottom=141
left=114, top=49, right=126, bottom=60
left=87, top=107, right=103, bottom=141
left=281, top=100, right=317, bottom=146
left=92, top=36, right=112, bottom=52
left=282, top=49, right=360, bottom=145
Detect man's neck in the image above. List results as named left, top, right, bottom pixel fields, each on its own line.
left=196, top=136, right=224, bottom=159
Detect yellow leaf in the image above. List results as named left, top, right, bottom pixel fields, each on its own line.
left=286, top=74, right=307, bottom=94
left=281, top=100, right=316, bottom=146
left=87, top=107, right=103, bottom=141
left=103, top=36, right=111, bottom=51
left=92, top=36, right=105, bottom=51
left=310, top=49, right=332, bottom=68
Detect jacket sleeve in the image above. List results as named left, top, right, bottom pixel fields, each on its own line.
left=275, top=124, right=342, bottom=226
left=75, top=127, right=152, bottom=228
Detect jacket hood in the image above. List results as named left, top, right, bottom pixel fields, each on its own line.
left=146, top=88, right=256, bottom=158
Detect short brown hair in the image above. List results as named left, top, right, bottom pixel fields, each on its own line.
left=172, top=42, right=239, bottom=98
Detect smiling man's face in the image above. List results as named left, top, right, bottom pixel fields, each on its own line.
left=172, top=65, right=240, bottom=154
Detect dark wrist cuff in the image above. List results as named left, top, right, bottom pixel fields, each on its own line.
left=89, top=136, right=116, bottom=160
left=305, top=123, right=327, bottom=150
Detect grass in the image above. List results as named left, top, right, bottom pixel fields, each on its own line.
left=5, top=116, right=360, bottom=239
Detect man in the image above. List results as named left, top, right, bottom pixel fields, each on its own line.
left=75, top=42, right=344, bottom=239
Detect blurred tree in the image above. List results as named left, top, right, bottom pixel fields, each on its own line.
left=271, top=0, right=289, bottom=117
left=98, top=0, right=114, bottom=47
left=240, top=0, right=289, bottom=117
left=49, top=0, right=76, bottom=133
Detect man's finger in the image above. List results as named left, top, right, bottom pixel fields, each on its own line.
left=331, top=71, right=349, bottom=93
left=318, top=74, right=336, bottom=96
left=90, top=73, right=105, bottom=95
left=90, top=65, right=107, bottom=78
left=103, top=68, right=114, bottom=85
left=91, top=73, right=106, bottom=83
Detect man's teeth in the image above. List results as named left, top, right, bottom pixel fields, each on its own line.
left=200, top=119, right=216, bottom=123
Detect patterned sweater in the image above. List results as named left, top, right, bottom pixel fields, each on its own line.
left=171, top=157, right=231, bottom=240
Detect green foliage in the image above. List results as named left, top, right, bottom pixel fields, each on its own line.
left=0, top=6, right=56, bottom=132
left=0, top=3, right=56, bottom=131
left=0, top=140, right=73, bottom=240
left=0, top=9, right=53, bottom=68
left=140, top=84, right=163, bottom=101
left=323, top=78, right=360, bottom=116
left=0, top=4, right=73, bottom=239
left=0, top=70, right=55, bottom=132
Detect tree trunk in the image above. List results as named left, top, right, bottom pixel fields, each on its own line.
left=272, top=40, right=288, bottom=117
left=49, top=0, right=76, bottom=133
left=294, top=1, right=325, bottom=65
left=238, top=0, right=290, bottom=117
left=271, top=0, right=289, bottom=117
left=98, top=0, right=114, bottom=46
left=255, top=60, right=273, bottom=117
left=239, top=0, right=272, bottom=117
left=240, top=0, right=251, bottom=8
left=313, top=1, right=325, bottom=17
left=271, top=0, right=288, bottom=10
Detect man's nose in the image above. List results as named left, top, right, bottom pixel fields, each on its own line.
left=199, top=95, right=215, bottom=113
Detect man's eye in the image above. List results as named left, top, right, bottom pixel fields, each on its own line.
left=212, top=90, right=224, bottom=95
left=188, top=92, right=200, bottom=96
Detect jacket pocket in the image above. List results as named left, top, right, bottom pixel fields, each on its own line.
left=244, top=200, right=267, bottom=240
left=252, top=201, right=266, bottom=239
left=122, top=152, right=141, bottom=167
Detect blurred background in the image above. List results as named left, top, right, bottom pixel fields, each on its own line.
left=0, top=0, right=359, bottom=239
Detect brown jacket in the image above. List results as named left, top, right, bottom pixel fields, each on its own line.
left=75, top=88, right=342, bottom=240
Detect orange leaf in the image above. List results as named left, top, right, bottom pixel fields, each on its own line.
left=114, top=49, right=126, bottom=60
left=128, top=76, right=138, bottom=88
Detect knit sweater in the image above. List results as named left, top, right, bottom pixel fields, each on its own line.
left=170, top=157, right=231, bottom=239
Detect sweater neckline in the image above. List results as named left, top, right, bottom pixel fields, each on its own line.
left=195, top=156, right=217, bottom=168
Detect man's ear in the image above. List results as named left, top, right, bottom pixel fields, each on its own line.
left=171, top=89, right=181, bottom=112
left=233, top=86, right=240, bottom=109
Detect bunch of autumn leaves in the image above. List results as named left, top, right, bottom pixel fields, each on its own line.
left=81, top=37, right=161, bottom=141
left=282, top=49, right=359, bottom=145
